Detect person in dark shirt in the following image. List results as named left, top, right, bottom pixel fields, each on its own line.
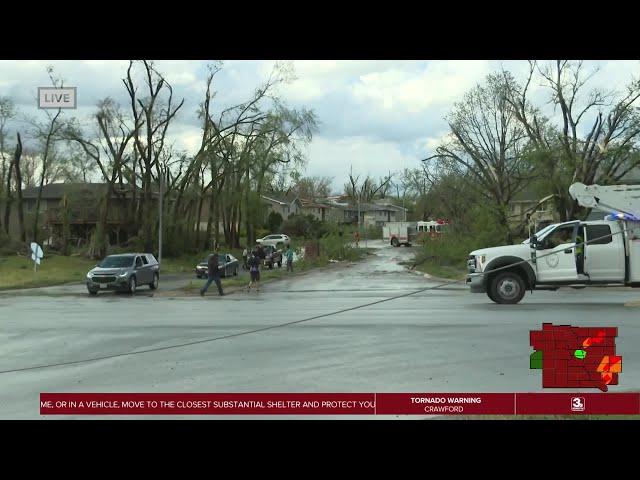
left=247, top=249, right=261, bottom=292
left=200, top=252, right=224, bottom=296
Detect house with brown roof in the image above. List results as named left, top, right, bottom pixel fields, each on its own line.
left=1, top=182, right=143, bottom=245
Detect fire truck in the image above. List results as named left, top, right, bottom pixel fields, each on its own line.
left=416, top=219, right=450, bottom=241
left=383, top=219, right=450, bottom=247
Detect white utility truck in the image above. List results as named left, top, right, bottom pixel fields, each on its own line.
left=383, top=221, right=416, bottom=247
left=466, top=183, right=640, bottom=304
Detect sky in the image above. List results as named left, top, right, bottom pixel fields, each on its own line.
left=1, top=60, right=639, bottom=193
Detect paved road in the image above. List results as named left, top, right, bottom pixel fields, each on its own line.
left=1, top=241, right=639, bottom=419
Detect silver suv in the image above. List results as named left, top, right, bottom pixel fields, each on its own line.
left=86, top=253, right=159, bottom=295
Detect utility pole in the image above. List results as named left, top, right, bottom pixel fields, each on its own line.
left=357, top=194, right=361, bottom=236
left=158, top=168, right=163, bottom=268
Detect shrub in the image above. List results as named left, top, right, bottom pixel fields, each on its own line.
left=282, top=214, right=328, bottom=239
left=265, top=211, right=283, bottom=233
left=0, top=232, right=26, bottom=256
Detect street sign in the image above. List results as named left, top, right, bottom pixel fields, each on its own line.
left=30, top=242, right=43, bottom=272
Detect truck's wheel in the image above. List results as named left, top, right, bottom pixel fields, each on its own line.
left=490, top=271, right=525, bottom=304
left=486, top=289, right=497, bottom=303
left=391, top=238, right=399, bottom=247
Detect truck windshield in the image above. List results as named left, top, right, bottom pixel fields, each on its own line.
left=98, top=256, right=134, bottom=268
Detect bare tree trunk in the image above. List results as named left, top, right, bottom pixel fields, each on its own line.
left=14, top=133, right=25, bottom=243
left=32, top=110, right=61, bottom=245
left=214, top=201, right=220, bottom=250
left=205, top=191, right=215, bottom=251
left=195, top=194, right=204, bottom=249
left=3, top=158, right=13, bottom=235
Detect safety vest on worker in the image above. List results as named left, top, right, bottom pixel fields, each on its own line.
left=575, top=234, right=584, bottom=254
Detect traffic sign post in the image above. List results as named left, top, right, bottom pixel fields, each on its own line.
left=30, top=242, right=43, bottom=272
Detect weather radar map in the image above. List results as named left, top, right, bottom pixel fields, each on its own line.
left=530, top=323, right=622, bottom=392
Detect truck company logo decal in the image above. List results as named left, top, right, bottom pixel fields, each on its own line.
left=545, top=253, right=560, bottom=268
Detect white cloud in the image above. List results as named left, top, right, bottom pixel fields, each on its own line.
left=304, top=135, right=419, bottom=193
left=351, top=61, right=492, bottom=113
left=1, top=60, right=640, bottom=192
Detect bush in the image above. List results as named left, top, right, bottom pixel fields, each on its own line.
left=0, top=232, right=26, bottom=256
left=365, top=225, right=382, bottom=240
left=265, top=211, right=283, bottom=233
left=282, top=214, right=328, bottom=239
left=416, top=207, right=508, bottom=270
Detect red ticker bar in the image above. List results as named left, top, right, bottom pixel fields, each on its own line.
left=39, top=393, right=640, bottom=416
left=375, top=393, right=514, bottom=415
left=39, top=393, right=376, bottom=415
left=515, top=393, right=639, bottom=415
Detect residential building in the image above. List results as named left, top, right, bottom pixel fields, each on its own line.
left=1, top=182, right=142, bottom=245
left=261, top=193, right=303, bottom=220
left=300, top=199, right=328, bottom=222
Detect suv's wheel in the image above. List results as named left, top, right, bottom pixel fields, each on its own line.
left=268, top=263, right=273, bottom=270
left=233, top=267, right=238, bottom=276
left=490, top=271, right=525, bottom=304
left=149, top=273, right=159, bottom=290
left=391, top=237, right=399, bottom=247
left=128, top=276, right=137, bottom=294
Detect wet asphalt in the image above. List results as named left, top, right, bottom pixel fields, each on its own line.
left=1, top=240, right=639, bottom=419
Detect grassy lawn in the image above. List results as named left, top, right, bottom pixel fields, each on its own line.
left=411, top=258, right=467, bottom=280
left=0, top=255, right=96, bottom=290
left=0, top=234, right=366, bottom=291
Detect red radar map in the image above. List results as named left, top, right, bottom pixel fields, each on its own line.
left=530, top=323, right=622, bottom=392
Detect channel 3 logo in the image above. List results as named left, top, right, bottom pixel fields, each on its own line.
left=571, top=396, right=585, bottom=412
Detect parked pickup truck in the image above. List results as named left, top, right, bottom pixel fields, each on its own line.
left=466, top=183, right=640, bottom=304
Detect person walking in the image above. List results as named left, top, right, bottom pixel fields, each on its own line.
left=286, top=244, right=294, bottom=273
left=354, top=230, right=360, bottom=248
left=200, top=252, right=224, bottom=296
left=247, top=249, right=261, bottom=292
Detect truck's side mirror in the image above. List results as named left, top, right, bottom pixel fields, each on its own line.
left=529, top=234, right=537, bottom=248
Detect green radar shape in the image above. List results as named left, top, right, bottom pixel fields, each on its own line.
left=574, top=349, right=587, bottom=359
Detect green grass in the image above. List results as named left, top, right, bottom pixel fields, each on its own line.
left=0, top=234, right=364, bottom=291
left=0, top=254, right=96, bottom=290
left=412, top=260, right=467, bottom=280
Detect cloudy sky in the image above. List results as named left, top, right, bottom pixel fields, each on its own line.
left=1, top=60, right=639, bottom=192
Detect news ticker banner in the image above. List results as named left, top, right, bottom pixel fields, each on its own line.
left=40, top=393, right=640, bottom=416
